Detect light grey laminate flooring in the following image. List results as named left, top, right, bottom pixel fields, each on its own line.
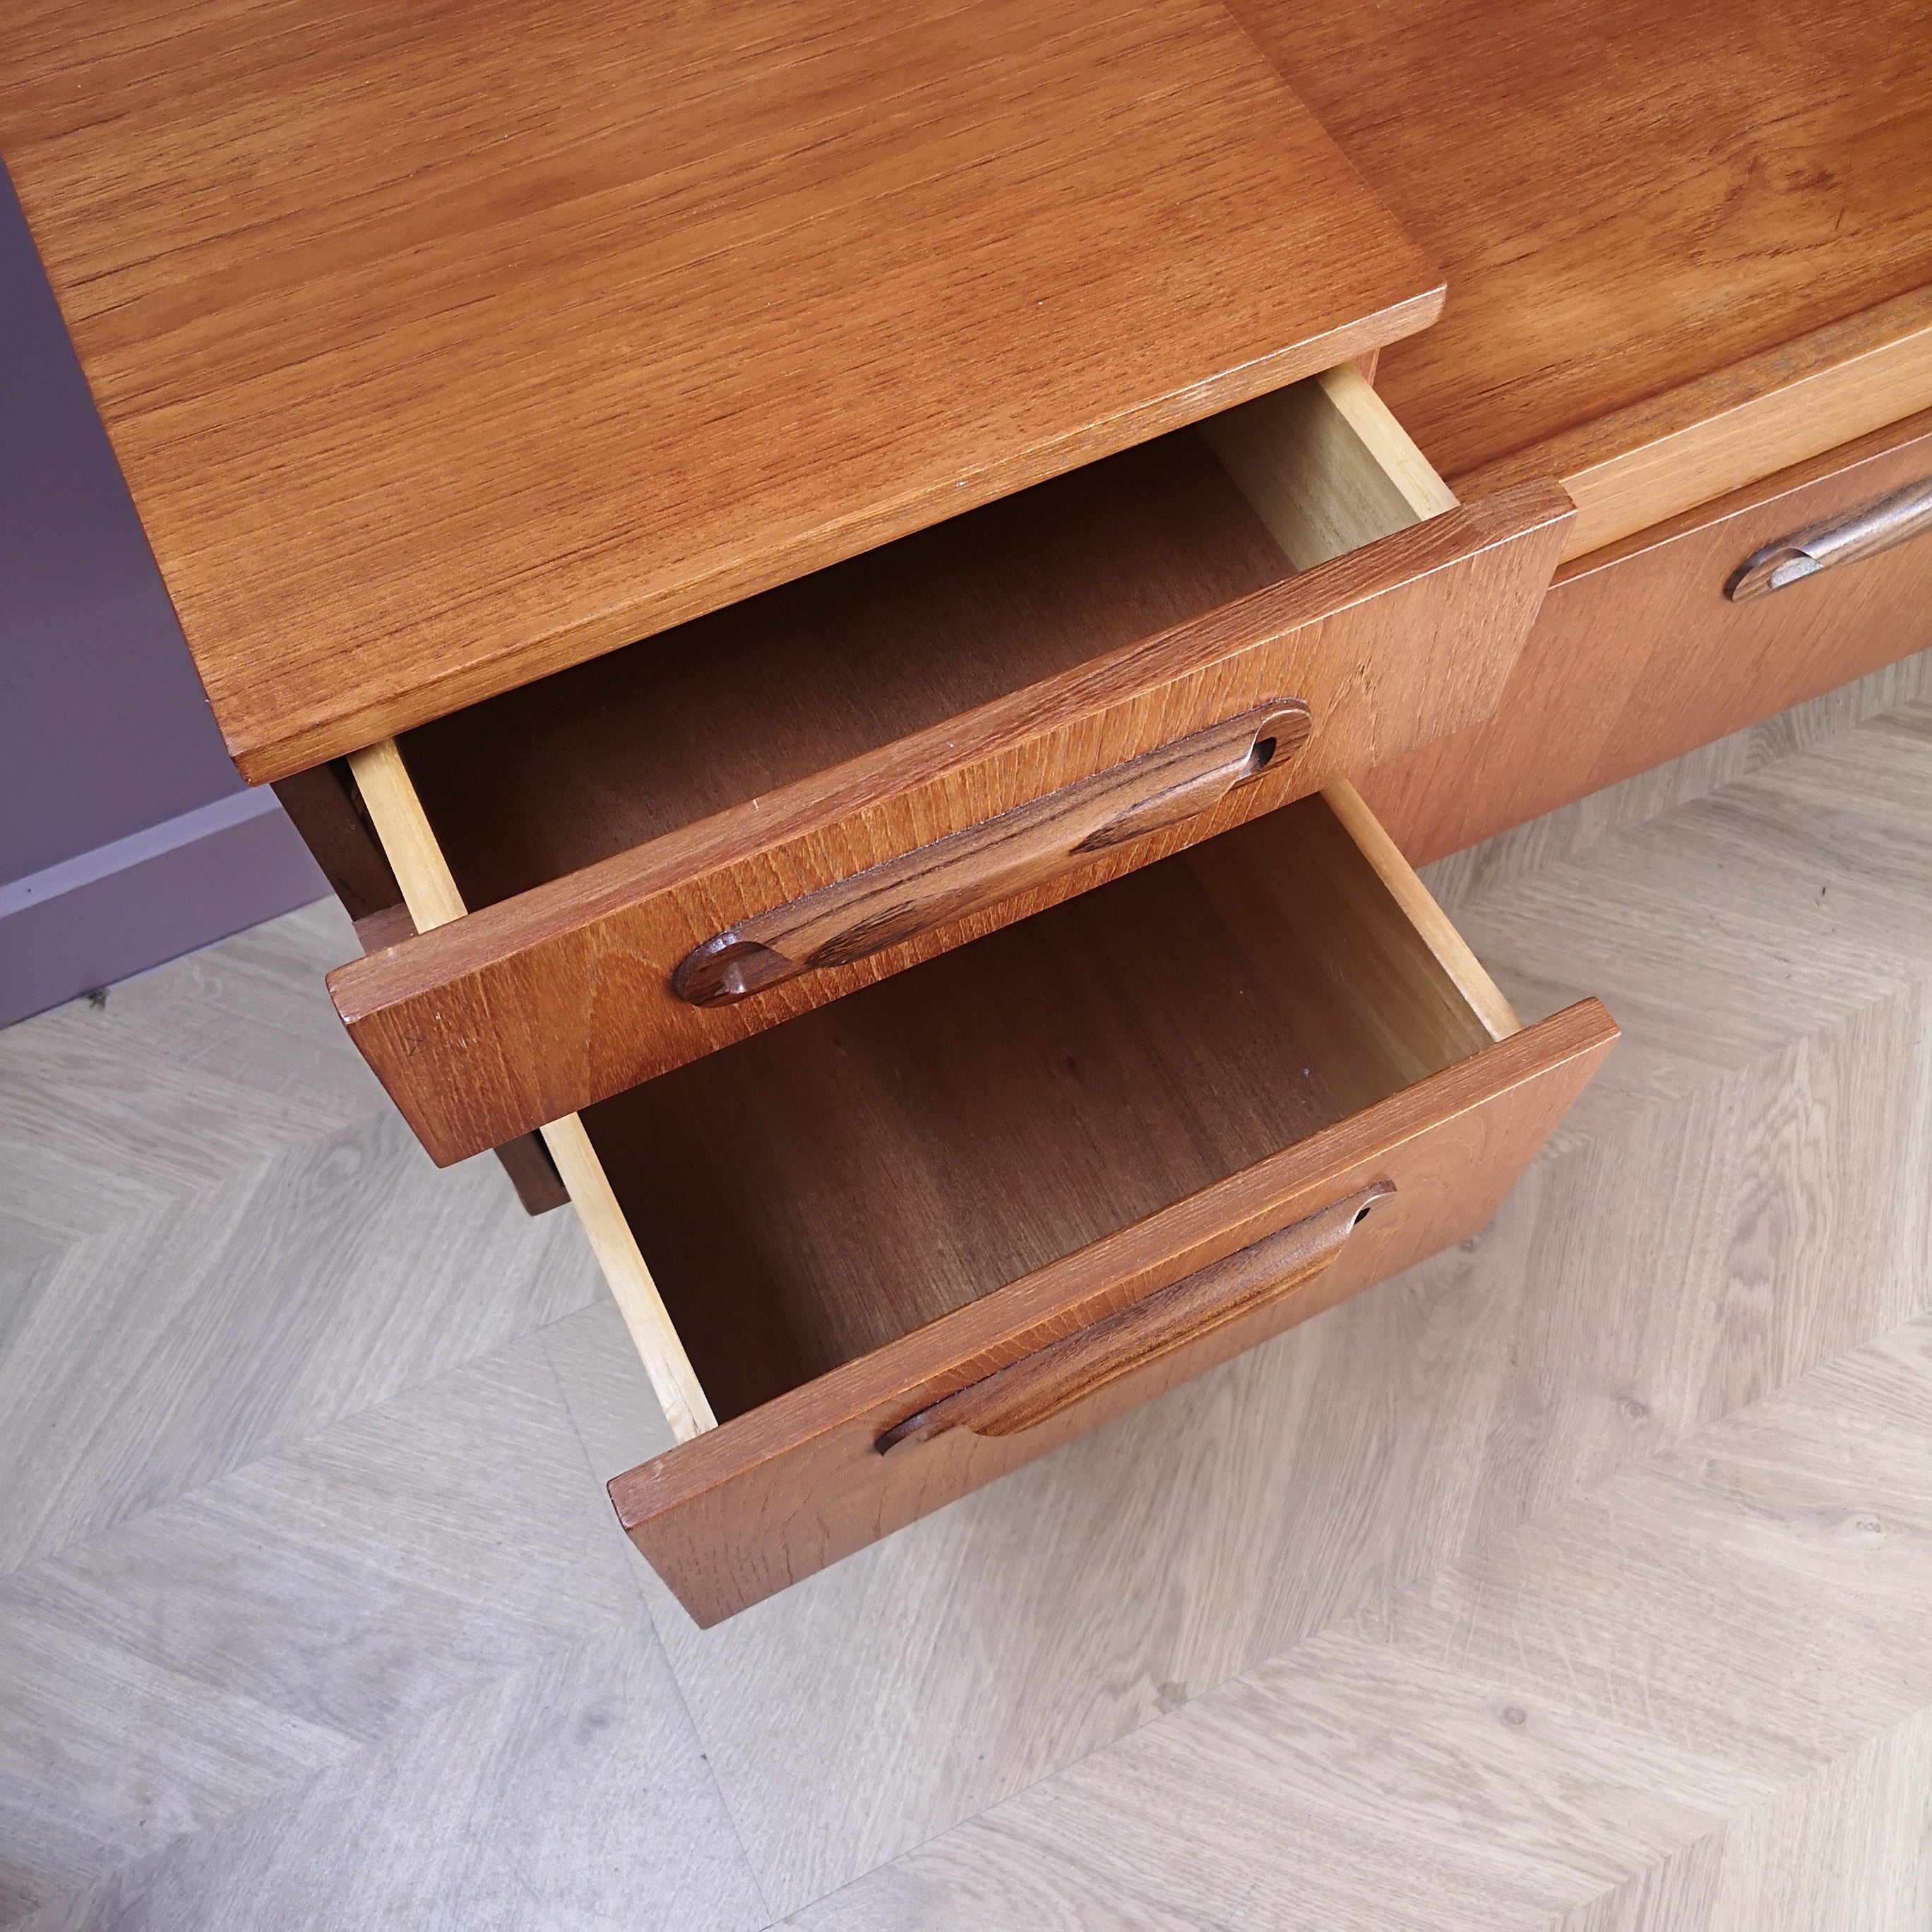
left=4, top=655, right=1930, bottom=1929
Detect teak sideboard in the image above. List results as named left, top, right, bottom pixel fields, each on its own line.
left=4, top=0, right=1926, bottom=1626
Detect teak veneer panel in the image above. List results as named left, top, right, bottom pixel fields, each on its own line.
left=613, top=998, right=1620, bottom=1626
left=0, top=0, right=1443, bottom=782
left=396, top=431, right=1297, bottom=908
left=1186, top=782, right=1515, bottom=1116
left=393, top=369, right=1446, bottom=907
left=1235, top=0, right=1932, bottom=515
left=584, top=857, right=1348, bottom=1424
left=330, top=475, right=1573, bottom=1166
left=1363, top=407, right=1932, bottom=865
left=1462, top=290, right=1932, bottom=563
left=592, top=787, right=1614, bottom=1623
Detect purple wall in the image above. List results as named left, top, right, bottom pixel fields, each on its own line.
left=0, top=162, right=325, bottom=1026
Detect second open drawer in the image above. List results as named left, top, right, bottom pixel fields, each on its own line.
left=326, top=365, right=1573, bottom=1167
left=390, top=782, right=1612, bottom=1626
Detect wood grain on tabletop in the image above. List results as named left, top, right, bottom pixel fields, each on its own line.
left=611, top=1000, right=1618, bottom=1628
left=0, top=0, right=1443, bottom=782
left=330, top=475, right=1573, bottom=1167
left=1235, top=0, right=1932, bottom=524
left=1363, top=409, right=1932, bottom=866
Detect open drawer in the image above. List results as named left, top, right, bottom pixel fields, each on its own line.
left=326, top=366, right=1574, bottom=1167
left=373, top=766, right=1614, bottom=1626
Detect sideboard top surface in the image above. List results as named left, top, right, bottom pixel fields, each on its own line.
left=0, top=0, right=1441, bottom=780
left=1236, top=0, right=1932, bottom=486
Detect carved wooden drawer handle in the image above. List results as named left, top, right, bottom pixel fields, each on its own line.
left=1725, top=476, right=1932, bottom=601
left=673, top=700, right=1311, bottom=1006
left=876, top=1181, right=1393, bottom=1455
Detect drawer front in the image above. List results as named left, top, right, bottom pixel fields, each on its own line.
left=331, top=475, right=1572, bottom=1167
left=1361, top=407, right=1932, bottom=866
left=610, top=998, right=1616, bottom=1628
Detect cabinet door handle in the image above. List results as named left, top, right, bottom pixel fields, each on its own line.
left=672, top=700, right=1310, bottom=1006
left=876, top=1181, right=1393, bottom=1455
left=1725, top=476, right=1932, bottom=601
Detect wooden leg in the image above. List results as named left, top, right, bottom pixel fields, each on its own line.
left=272, top=760, right=568, bottom=1215
left=489, top=1131, right=571, bottom=1215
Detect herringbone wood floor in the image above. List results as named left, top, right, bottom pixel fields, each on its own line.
left=4, top=655, right=1930, bottom=1929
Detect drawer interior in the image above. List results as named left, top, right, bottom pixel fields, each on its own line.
left=389, top=367, right=1448, bottom=912
left=580, top=785, right=1515, bottom=1427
